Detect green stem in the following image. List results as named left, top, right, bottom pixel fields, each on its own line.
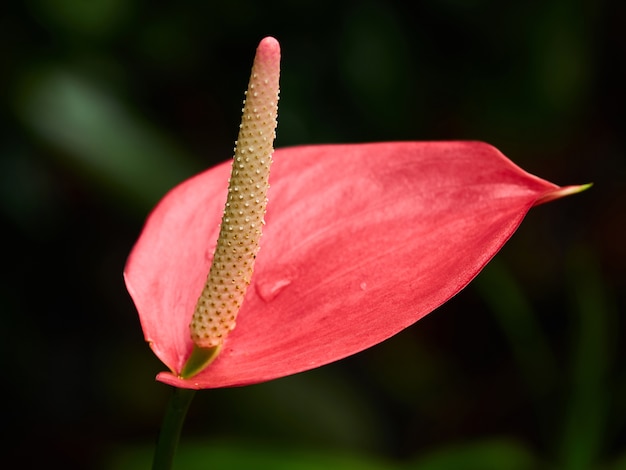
left=152, top=387, right=197, bottom=470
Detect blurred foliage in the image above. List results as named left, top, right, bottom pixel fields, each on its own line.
left=1, top=0, right=624, bottom=469
left=107, top=438, right=540, bottom=470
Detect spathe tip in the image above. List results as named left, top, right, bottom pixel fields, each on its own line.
left=534, top=182, right=593, bottom=206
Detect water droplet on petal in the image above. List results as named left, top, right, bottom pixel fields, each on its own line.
left=256, top=278, right=291, bottom=302
left=360, top=282, right=368, bottom=291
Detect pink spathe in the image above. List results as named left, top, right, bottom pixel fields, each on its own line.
left=124, top=140, right=584, bottom=389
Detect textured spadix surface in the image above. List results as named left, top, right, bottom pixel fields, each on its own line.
left=124, top=140, right=583, bottom=389
left=189, top=36, right=278, bottom=348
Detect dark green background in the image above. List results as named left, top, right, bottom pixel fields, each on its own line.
left=1, top=1, right=624, bottom=469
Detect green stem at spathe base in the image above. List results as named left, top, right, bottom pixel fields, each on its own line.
left=152, top=387, right=196, bottom=470
left=152, top=344, right=219, bottom=468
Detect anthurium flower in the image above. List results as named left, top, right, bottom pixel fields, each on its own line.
left=124, top=37, right=588, bottom=390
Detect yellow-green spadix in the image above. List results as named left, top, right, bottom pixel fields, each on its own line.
left=182, top=37, right=280, bottom=376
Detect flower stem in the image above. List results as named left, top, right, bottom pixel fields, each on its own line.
left=152, top=387, right=196, bottom=470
